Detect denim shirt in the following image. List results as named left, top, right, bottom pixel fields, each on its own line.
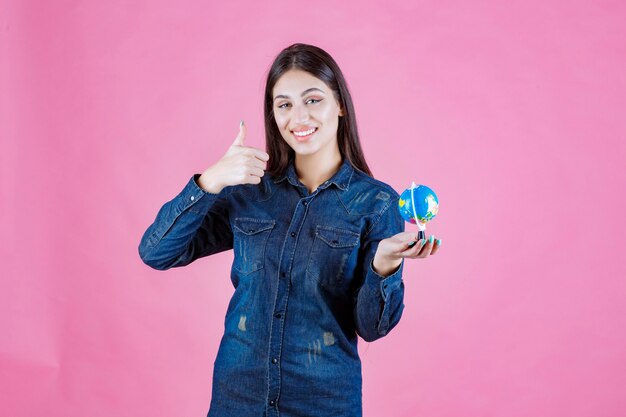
left=138, top=157, right=406, bottom=417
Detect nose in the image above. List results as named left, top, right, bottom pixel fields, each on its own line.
left=292, top=103, right=309, bottom=123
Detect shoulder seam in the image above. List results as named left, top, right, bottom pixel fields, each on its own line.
left=353, top=171, right=400, bottom=199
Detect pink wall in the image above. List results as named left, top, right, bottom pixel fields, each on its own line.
left=2, top=1, right=625, bottom=416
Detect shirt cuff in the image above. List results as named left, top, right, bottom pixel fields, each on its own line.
left=368, top=257, right=404, bottom=302
left=182, top=174, right=222, bottom=215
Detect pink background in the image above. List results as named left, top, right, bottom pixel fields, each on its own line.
left=2, top=1, right=625, bottom=416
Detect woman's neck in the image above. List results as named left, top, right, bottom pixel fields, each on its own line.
left=294, top=150, right=343, bottom=194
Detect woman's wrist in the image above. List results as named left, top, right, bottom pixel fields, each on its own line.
left=196, top=171, right=224, bottom=194
left=372, top=253, right=402, bottom=278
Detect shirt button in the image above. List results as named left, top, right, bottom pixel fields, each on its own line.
left=190, top=195, right=195, bottom=201
left=291, top=232, right=296, bottom=237
left=274, top=313, right=281, bottom=319
left=302, top=200, right=307, bottom=206
left=269, top=400, right=275, bottom=406
left=272, top=358, right=278, bottom=364
left=281, top=272, right=286, bottom=277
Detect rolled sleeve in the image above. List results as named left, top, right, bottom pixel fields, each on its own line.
left=353, top=195, right=406, bottom=342
left=138, top=174, right=233, bottom=270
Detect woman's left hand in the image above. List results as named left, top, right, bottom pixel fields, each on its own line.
left=378, top=232, right=441, bottom=260
left=372, top=232, right=441, bottom=276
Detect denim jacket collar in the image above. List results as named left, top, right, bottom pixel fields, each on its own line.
left=272, top=157, right=354, bottom=192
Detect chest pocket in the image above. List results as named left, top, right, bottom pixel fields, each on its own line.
left=306, top=225, right=360, bottom=290
left=232, top=217, right=276, bottom=275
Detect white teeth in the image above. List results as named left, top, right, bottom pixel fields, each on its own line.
left=293, top=128, right=316, bottom=136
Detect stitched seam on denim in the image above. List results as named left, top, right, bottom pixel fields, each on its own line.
left=233, top=217, right=276, bottom=234
left=362, top=196, right=396, bottom=239
left=141, top=206, right=184, bottom=263
left=341, top=165, right=354, bottom=191
left=333, top=187, right=351, bottom=214
left=315, top=225, right=360, bottom=247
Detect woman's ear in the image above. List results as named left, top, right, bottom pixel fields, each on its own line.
left=339, top=107, right=345, bottom=117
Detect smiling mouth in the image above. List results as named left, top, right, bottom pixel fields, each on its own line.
left=292, top=127, right=318, bottom=140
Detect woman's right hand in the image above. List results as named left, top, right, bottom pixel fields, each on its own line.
left=197, top=121, right=270, bottom=194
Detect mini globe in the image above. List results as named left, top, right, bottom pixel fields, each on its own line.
left=398, top=182, right=439, bottom=228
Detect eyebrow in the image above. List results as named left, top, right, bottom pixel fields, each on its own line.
left=273, top=87, right=325, bottom=101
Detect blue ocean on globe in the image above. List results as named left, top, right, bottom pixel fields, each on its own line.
left=398, top=183, right=439, bottom=225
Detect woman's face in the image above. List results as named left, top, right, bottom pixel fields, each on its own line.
left=272, top=69, right=344, bottom=158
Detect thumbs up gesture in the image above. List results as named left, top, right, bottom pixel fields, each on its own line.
left=197, top=121, right=270, bottom=193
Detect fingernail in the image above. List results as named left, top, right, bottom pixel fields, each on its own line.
left=421, top=238, right=427, bottom=246
left=437, top=238, right=442, bottom=245
left=240, top=120, right=243, bottom=127
left=429, top=235, right=434, bottom=243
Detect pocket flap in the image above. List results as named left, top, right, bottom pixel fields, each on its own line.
left=315, top=225, right=360, bottom=248
left=234, top=217, right=276, bottom=235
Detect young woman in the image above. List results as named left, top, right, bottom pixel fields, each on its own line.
left=139, top=43, right=441, bottom=417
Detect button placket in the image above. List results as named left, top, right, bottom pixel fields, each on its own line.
left=267, top=194, right=310, bottom=409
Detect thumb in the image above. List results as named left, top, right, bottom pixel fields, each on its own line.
left=232, top=120, right=246, bottom=147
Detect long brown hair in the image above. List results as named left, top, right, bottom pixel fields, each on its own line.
left=263, top=43, right=373, bottom=178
